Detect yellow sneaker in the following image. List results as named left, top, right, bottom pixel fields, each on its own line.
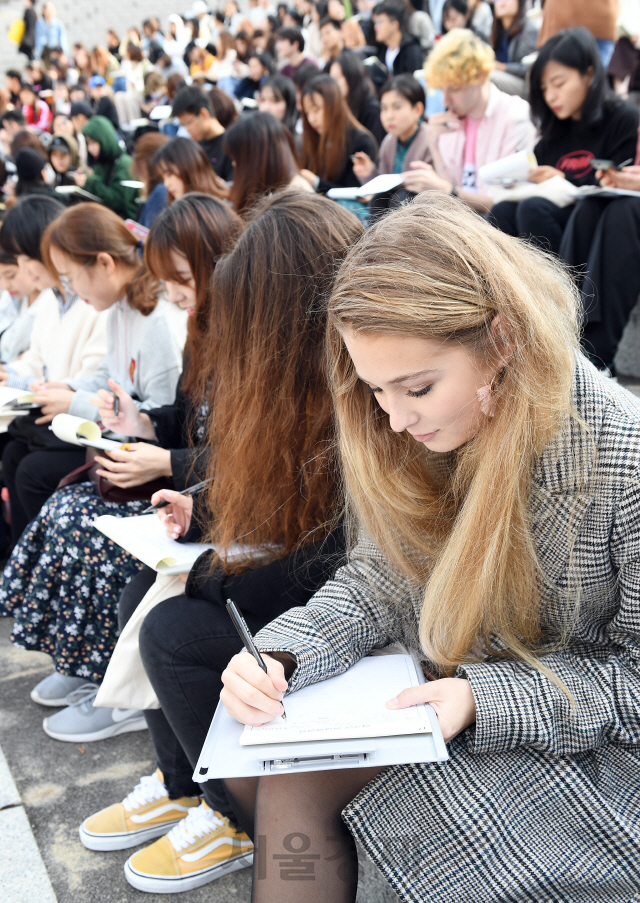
left=79, top=769, right=201, bottom=851
left=123, top=802, right=254, bottom=893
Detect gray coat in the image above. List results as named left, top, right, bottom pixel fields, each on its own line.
left=256, top=356, right=640, bottom=902
left=504, top=16, right=541, bottom=79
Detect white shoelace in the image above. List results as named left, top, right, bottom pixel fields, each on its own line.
left=123, top=772, right=168, bottom=813
left=168, top=805, right=225, bottom=852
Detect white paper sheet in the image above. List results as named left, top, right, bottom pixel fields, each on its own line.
left=93, top=514, right=258, bottom=575
left=240, top=654, right=432, bottom=746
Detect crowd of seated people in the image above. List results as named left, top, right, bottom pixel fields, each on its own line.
left=1, top=0, right=640, bottom=900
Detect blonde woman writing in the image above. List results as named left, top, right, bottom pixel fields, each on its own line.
left=220, top=193, right=640, bottom=902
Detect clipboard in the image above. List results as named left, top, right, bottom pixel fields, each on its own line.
left=193, top=656, right=449, bottom=780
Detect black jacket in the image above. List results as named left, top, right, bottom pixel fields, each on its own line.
left=185, top=525, right=346, bottom=624
left=377, top=33, right=424, bottom=76
left=317, top=126, right=378, bottom=193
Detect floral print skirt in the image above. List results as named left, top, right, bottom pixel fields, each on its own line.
left=0, top=482, right=146, bottom=682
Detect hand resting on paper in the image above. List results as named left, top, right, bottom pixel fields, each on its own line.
left=221, top=651, right=288, bottom=725
left=31, top=386, right=75, bottom=424
left=527, top=166, right=565, bottom=184
left=352, top=151, right=376, bottom=181
left=94, top=444, right=172, bottom=486
left=387, top=676, right=476, bottom=742
left=92, top=378, right=157, bottom=440
left=597, top=164, right=640, bottom=192
left=153, top=488, right=193, bottom=539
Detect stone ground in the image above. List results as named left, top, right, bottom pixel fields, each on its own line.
left=0, top=617, right=399, bottom=903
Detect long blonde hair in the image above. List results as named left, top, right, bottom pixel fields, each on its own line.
left=328, top=194, right=581, bottom=678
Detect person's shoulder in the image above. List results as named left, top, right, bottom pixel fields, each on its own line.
left=488, top=82, right=531, bottom=120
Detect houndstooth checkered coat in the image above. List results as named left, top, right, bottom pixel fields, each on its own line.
left=256, top=356, right=640, bottom=903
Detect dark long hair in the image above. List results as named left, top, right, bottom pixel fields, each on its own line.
left=1, top=195, right=65, bottom=261
left=224, top=112, right=300, bottom=216
left=529, top=27, right=611, bottom=138
left=259, top=74, right=298, bottom=132
left=41, top=203, right=158, bottom=314
left=331, top=51, right=377, bottom=123
left=152, top=137, right=228, bottom=201
left=144, top=193, right=242, bottom=396
left=490, top=0, right=527, bottom=47
left=301, top=74, right=368, bottom=183
left=198, top=191, right=363, bottom=570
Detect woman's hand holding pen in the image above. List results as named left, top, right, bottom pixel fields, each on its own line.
left=598, top=164, right=640, bottom=191
left=386, top=676, right=476, bottom=742
left=92, top=378, right=157, bottom=440
left=221, top=652, right=288, bottom=725
left=94, top=444, right=172, bottom=486
left=152, top=488, right=193, bottom=538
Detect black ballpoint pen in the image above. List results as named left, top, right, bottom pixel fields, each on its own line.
left=140, top=478, right=213, bottom=515
left=226, top=599, right=287, bottom=720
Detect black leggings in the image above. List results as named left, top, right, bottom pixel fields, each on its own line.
left=119, top=569, right=266, bottom=824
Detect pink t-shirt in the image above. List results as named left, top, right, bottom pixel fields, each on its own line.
left=462, top=116, right=481, bottom=192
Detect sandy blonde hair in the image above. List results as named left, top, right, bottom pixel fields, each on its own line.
left=425, top=28, right=495, bottom=88
left=328, top=194, right=581, bottom=682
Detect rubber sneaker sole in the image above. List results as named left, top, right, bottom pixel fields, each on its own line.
left=42, top=714, right=148, bottom=743
left=124, top=850, right=254, bottom=893
left=79, top=818, right=183, bottom=852
left=30, top=687, right=70, bottom=707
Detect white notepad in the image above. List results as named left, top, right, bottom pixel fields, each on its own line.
left=241, top=654, right=432, bottom=745
left=194, top=654, right=447, bottom=780
left=93, top=513, right=259, bottom=575
left=51, top=413, right=121, bottom=450
left=327, top=173, right=405, bottom=201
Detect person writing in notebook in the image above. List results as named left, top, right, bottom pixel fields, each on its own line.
left=220, top=193, right=640, bottom=903
left=400, top=28, right=535, bottom=212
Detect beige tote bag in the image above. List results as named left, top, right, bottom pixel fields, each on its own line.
left=95, top=574, right=185, bottom=711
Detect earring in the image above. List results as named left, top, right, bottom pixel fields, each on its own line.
left=476, top=385, right=493, bottom=415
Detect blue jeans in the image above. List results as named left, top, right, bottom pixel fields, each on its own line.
left=596, top=39, right=615, bottom=68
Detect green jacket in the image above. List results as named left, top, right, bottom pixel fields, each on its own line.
left=82, top=116, right=138, bottom=219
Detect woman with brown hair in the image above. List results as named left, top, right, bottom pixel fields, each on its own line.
left=152, top=137, right=228, bottom=202
left=0, top=195, right=241, bottom=741
left=78, top=191, right=364, bottom=896
left=131, top=131, right=169, bottom=227
left=224, top=111, right=311, bottom=215
left=300, top=73, right=377, bottom=193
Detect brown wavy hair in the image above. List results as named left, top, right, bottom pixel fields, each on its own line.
left=198, top=190, right=364, bottom=570
left=41, top=203, right=158, bottom=314
left=144, top=192, right=242, bottom=396
left=152, top=137, right=228, bottom=202
left=131, top=131, right=169, bottom=195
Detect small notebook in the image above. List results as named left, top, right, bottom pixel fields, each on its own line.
left=240, top=654, right=432, bottom=746
left=93, top=513, right=256, bottom=575
left=327, top=173, right=405, bottom=201
left=55, top=185, right=102, bottom=202
left=51, top=413, right=121, bottom=450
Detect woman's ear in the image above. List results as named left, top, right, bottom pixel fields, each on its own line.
left=95, top=251, right=116, bottom=277
left=490, top=313, right=515, bottom=366
left=415, top=101, right=425, bottom=119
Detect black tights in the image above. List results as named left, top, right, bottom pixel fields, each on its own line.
left=224, top=767, right=383, bottom=903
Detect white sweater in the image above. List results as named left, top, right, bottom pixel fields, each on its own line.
left=5, top=291, right=108, bottom=389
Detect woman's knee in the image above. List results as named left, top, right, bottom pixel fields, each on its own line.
left=118, top=567, right=157, bottom=632
left=138, top=594, right=189, bottom=665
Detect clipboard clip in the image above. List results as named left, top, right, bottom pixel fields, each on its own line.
left=265, top=753, right=369, bottom=772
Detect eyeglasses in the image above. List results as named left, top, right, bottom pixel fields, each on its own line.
left=58, top=260, right=92, bottom=294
